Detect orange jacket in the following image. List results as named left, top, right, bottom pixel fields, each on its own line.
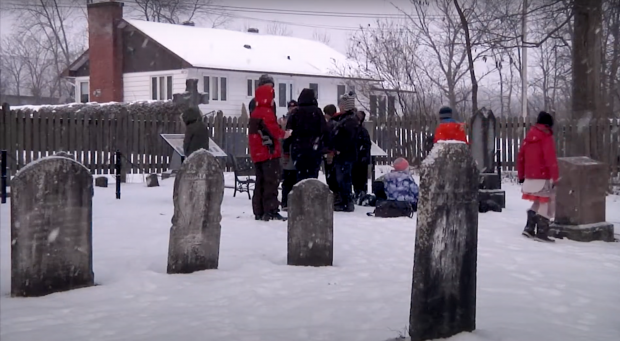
left=433, top=122, right=469, bottom=144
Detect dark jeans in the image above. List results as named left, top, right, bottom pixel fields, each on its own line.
left=294, top=151, right=321, bottom=183
left=281, top=169, right=296, bottom=208
left=352, top=162, right=369, bottom=196
left=252, top=158, right=281, bottom=216
left=325, top=161, right=339, bottom=203
left=334, top=160, right=354, bottom=205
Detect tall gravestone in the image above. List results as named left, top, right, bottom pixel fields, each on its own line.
left=11, top=156, right=94, bottom=297
left=409, top=142, right=479, bottom=341
left=470, top=109, right=505, bottom=211
left=287, top=179, right=334, bottom=267
left=550, top=157, right=615, bottom=242
left=167, top=149, right=224, bottom=274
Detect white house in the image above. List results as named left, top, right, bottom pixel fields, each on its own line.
left=64, top=1, right=398, bottom=117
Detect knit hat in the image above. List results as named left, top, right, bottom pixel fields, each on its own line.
left=393, top=157, right=409, bottom=172
left=339, top=91, right=356, bottom=112
left=536, top=111, right=554, bottom=128
left=439, top=106, right=453, bottom=120
left=258, top=74, right=274, bottom=86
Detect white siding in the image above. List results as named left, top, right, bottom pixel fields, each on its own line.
left=123, top=70, right=187, bottom=102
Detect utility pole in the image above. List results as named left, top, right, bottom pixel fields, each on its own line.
left=521, top=0, right=528, bottom=119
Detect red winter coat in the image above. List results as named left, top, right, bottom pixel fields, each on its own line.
left=248, top=85, right=285, bottom=163
left=517, top=124, right=559, bottom=181
left=433, top=122, right=469, bottom=144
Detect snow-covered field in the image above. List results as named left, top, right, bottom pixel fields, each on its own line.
left=1, top=172, right=620, bottom=341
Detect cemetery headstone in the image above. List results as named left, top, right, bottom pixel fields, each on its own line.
left=146, top=174, right=159, bottom=187
left=550, top=157, right=615, bottom=242
left=409, top=141, right=479, bottom=341
left=287, top=179, right=334, bottom=267
left=469, top=108, right=504, bottom=211
left=95, top=176, right=108, bottom=188
left=11, top=156, right=94, bottom=297
left=167, top=149, right=224, bottom=274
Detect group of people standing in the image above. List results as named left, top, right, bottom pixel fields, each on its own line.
left=248, top=74, right=372, bottom=221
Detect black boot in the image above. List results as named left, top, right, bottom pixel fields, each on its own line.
left=522, top=210, right=537, bottom=238
left=534, top=215, right=555, bottom=243
left=264, top=211, right=287, bottom=221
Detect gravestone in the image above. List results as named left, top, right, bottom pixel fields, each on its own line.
left=287, top=179, right=334, bottom=267
left=550, top=157, right=615, bottom=242
left=469, top=108, right=504, bottom=211
left=95, top=176, right=108, bottom=188
left=172, top=78, right=209, bottom=110
left=409, top=141, right=479, bottom=341
left=11, top=156, right=94, bottom=297
left=146, top=174, right=159, bottom=187
left=167, top=149, right=225, bottom=274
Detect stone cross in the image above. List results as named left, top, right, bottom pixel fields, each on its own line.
left=173, top=79, right=209, bottom=111
left=11, top=156, right=94, bottom=297
left=550, top=157, right=615, bottom=242
left=287, top=179, right=334, bottom=267
left=167, top=149, right=224, bottom=274
left=409, top=141, right=479, bottom=341
left=469, top=108, right=497, bottom=173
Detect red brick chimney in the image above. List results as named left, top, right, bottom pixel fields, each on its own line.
left=87, top=1, right=124, bottom=103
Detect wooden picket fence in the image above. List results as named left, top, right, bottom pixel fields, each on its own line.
left=2, top=104, right=620, bottom=177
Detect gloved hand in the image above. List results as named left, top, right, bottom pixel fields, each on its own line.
left=518, top=178, right=525, bottom=184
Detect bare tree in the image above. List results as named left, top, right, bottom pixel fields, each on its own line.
left=130, top=0, right=229, bottom=26
left=0, top=34, right=28, bottom=98
left=265, top=22, right=293, bottom=36
left=312, top=30, right=331, bottom=46
left=601, top=0, right=620, bottom=117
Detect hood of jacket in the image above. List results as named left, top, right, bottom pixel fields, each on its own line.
left=298, top=88, right=318, bottom=106
left=182, top=107, right=202, bottom=125
left=524, top=124, right=553, bottom=144
left=255, top=85, right=275, bottom=108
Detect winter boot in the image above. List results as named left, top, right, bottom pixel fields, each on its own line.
left=521, top=210, right=537, bottom=238
left=264, top=211, right=287, bottom=221
left=534, top=214, right=555, bottom=243
left=255, top=215, right=262, bottom=221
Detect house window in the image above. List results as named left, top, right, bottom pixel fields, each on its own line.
left=203, top=76, right=210, bottom=96
left=151, top=76, right=173, bottom=100
left=388, top=96, right=396, bottom=116
left=207, top=76, right=227, bottom=101
left=278, top=83, right=287, bottom=107
left=247, top=78, right=260, bottom=97
left=309, top=83, right=319, bottom=99
left=337, top=84, right=345, bottom=101
left=79, top=81, right=89, bottom=103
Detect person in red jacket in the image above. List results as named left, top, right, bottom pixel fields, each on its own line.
left=517, top=111, right=559, bottom=243
left=433, top=106, right=468, bottom=144
left=248, top=84, right=291, bottom=221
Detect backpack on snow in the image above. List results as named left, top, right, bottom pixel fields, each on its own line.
left=369, top=200, right=416, bottom=218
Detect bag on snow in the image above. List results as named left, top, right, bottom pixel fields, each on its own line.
left=372, top=200, right=416, bottom=218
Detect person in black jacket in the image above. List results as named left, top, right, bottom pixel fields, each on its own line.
left=182, top=107, right=209, bottom=157
left=249, top=74, right=277, bottom=116
left=286, top=88, right=329, bottom=182
left=323, top=104, right=339, bottom=198
left=330, top=91, right=359, bottom=212
left=352, top=110, right=372, bottom=201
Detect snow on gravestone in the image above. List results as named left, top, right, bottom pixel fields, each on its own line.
left=11, top=156, right=94, bottom=297
left=287, top=179, right=333, bottom=267
left=409, top=141, right=479, bottom=341
left=167, top=149, right=224, bottom=274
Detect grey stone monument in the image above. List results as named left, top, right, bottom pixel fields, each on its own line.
left=287, top=179, right=334, bottom=267
left=95, top=176, right=108, bottom=188
left=146, top=174, right=159, bottom=187
left=11, top=156, right=94, bottom=297
left=409, top=142, right=479, bottom=341
left=469, top=108, right=505, bottom=211
left=167, top=149, right=224, bottom=274
left=550, top=157, right=615, bottom=242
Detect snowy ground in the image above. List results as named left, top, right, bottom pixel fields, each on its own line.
left=1, top=171, right=620, bottom=341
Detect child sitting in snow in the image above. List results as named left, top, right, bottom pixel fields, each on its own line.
left=368, top=158, right=419, bottom=218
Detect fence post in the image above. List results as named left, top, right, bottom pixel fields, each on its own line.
left=1, top=150, right=7, bottom=204
left=115, top=150, right=121, bottom=200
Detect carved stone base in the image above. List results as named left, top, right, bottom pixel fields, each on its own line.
left=550, top=222, right=615, bottom=242
left=479, top=189, right=505, bottom=209
left=479, top=172, right=500, bottom=190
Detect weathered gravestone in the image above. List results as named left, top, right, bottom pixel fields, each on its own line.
left=167, top=149, right=224, bottom=274
left=409, top=141, right=479, bottom=341
left=95, top=176, right=108, bottom=188
left=11, top=156, right=94, bottom=297
left=287, top=179, right=334, bottom=267
left=550, top=157, right=615, bottom=242
left=469, top=108, right=504, bottom=212
left=146, top=174, right=159, bottom=187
